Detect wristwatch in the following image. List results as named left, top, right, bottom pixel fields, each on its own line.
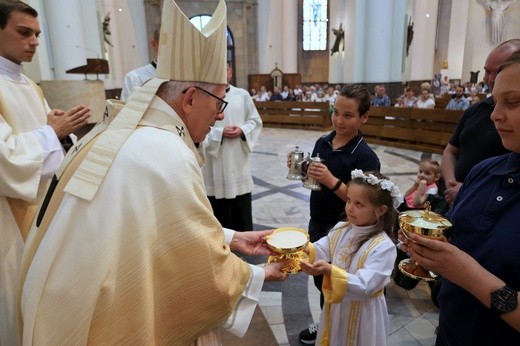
left=490, top=285, right=518, bottom=315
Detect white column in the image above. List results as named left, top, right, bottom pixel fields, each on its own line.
left=42, top=0, right=94, bottom=80
left=343, top=0, right=367, bottom=83
left=328, top=0, right=345, bottom=83
left=446, top=0, right=469, bottom=81
left=281, top=0, right=298, bottom=73
left=409, top=0, right=439, bottom=81
left=257, top=0, right=284, bottom=73
left=364, top=0, right=395, bottom=82
left=389, top=0, right=406, bottom=81
left=97, top=0, right=148, bottom=90
left=23, top=0, right=55, bottom=82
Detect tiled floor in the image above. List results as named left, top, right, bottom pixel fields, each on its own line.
left=222, top=127, right=442, bottom=345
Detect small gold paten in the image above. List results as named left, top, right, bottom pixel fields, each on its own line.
left=266, top=227, right=310, bottom=274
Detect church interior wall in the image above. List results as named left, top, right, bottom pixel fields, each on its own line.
left=21, top=0, right=520, bottom=100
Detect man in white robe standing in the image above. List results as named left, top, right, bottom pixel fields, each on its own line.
left=202, top=63, right=262, bottom=231
left=0, top=1, right=91, bottom=344
left=120, top=27, right=160, bottom=101
left=19, top=0, right=287, bottom=345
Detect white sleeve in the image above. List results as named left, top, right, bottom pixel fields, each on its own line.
left=425, top=186, right=439, bottom=195
left=120, top=73, right=141, bottom=101
left=221, top=264, right=265, bottom=337
left=33, top=125, right=65, bottom=179
left=223, top=227, right=235, bottom=245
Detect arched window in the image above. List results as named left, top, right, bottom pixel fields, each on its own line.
left=190, top=15, right=235, bottom=84
left=302, top=0, right=328, bottom=51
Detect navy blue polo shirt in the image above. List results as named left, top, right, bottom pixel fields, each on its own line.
left=438, top=152, right=520, bottom=345
left=309, top=131, right=380, bottom=225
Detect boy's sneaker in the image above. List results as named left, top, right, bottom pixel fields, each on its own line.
left=299, top=322, right=318, bottom=344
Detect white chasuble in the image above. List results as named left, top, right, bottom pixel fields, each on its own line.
left=311, top=222, right=397, bottom=346
left=21, top=98, right=261, bottom=345
left=0, top=73, right=52, bottom=346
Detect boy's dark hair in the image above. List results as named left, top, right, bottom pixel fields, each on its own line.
left=0, top=0, right=38, bottom=30
left=339, top=83, right=371, bottom=116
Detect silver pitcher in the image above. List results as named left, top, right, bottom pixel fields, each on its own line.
left=287, top=146, right=305, bottom=180
left=300, top=154, right=323, bottom=191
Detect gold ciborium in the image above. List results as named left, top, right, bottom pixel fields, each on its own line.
left=398, top=203, right=452, bottom=281
left=267, top=227, right=309, bottom=274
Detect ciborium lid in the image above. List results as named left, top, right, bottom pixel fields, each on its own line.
left=399, top=202, right=451, bottom=238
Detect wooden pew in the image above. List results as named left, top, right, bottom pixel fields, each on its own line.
left=363, top=107, right=463, bottom=154
left=254, top=101, right=331, bottom=131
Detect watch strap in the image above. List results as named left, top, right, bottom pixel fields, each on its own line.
left=330, top=179, right=342, bottom=192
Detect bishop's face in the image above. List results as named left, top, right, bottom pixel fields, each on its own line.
left=186, top=85, right=226, bottom=143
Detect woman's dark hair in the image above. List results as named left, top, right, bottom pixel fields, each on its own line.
left=339, top=83, right=371, bottom=116
left=0, top=0, right=38, bottom=29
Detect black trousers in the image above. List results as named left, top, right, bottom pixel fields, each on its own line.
left=208, top=193, right=253, bottom=231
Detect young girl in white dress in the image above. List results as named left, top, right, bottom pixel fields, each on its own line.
left=300, top=170, right=402, bottom=346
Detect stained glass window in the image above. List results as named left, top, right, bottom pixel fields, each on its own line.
left=303, top=0, right=328, bottom=51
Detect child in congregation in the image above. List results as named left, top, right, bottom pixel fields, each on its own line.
left=299, top=170, right=402, bottom=346
left=401, top=159, right=441, bottom=209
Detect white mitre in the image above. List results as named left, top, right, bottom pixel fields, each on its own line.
left=157, top=0, right=227, bottom=85
left=62, top=0, right=228, bottom=202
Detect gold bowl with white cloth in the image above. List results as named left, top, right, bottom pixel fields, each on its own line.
left=266, top=227, right=309, bottom=274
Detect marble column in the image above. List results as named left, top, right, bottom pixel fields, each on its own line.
left=365, top=0, right=395, bottom=82
left=282, top=0, right=298, bottom=73
left=257, top=0, right=298, bottom=74
left=409, top=0, right=439, bottom=81
left=42, top=0, right=100, bottom=80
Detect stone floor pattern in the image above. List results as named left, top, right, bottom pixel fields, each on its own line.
left=221, top=127, right=443, bottom=346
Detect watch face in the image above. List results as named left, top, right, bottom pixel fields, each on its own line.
left=491, top=286, right=518, bottom=313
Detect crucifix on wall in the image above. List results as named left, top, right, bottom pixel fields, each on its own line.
left=331, top=23, right=344, bottom=56
left=477, top=0, right=517, bottom=42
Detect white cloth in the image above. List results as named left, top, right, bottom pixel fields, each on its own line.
left=415, top=98, right=435, bottom=109
left=120, top=62, right=156, bottom=101
left=312, top=222, right=397, bottom=346
left=325, top=93, right=337, bottom=106
left=256, top=91, right=269, bottom=102
left=0, top=56, right=61, bottom=346
left=21, top=97, right=265, bottom=345
left=202, top=85, right=262, bottom=199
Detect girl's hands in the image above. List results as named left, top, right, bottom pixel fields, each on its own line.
left=300, top=260, right=332, bottom=276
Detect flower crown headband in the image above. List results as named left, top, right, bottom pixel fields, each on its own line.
left=351, top=169, right=403, bottom=209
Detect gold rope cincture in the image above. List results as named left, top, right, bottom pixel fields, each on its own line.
left=0, top=79, right=46, bottom=241
left=17, top=105, right=185, bottom=342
